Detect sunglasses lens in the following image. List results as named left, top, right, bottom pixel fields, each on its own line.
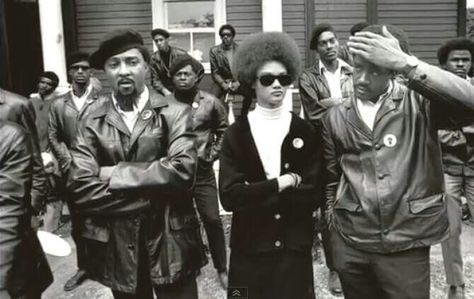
left=259, top=75, right=292, bottom=86
left=259, top=75, right=275, bottom=86
left=279, top=75, right=292, bottom=86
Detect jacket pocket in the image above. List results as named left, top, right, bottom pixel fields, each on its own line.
left=334, top=200, right=361, bottom=212
left=409, top=194, right=444, bottom=215
left=169, top=215, right=200, bottom=230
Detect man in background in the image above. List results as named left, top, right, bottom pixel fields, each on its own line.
left=150, top=28, right=187, bottom=96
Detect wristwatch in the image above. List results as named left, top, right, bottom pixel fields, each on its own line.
left=401, top=55, right=419, bottom=76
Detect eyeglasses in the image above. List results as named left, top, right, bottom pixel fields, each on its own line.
left=258, top=74, right=292, bottom=87
left=220, top=33, right=232, bottom=38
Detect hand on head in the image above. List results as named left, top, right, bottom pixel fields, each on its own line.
left=348, top=25, right=410, bottom=72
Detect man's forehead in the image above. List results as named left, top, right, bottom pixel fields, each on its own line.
left=153, top=34, right=167, bottom=40
left=39, top=77, right=55, bottom=84
left=177, top=64, right=195, bottom=73
left=318, top=31, right=336, bottom=42
left=448, top=49, right=471, bottom=58
left=70, top=61, right=90, bottom=68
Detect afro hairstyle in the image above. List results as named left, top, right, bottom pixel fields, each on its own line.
left=232, top=32, right=301, bottom=94
left=437, top=38, right=474, bottom=65
left=360, top=24, right=411, bottom=55
left=310, top=23, right=335, bottom=50
left=219, top=24, right=236, bottom=37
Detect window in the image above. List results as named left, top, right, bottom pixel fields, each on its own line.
left=153, top=0, right=226, bottom=72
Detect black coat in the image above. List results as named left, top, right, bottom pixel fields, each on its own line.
left=219, top=113, right=324, bottom=253
left=0, top=89, right=47, bottom=212
left=69, top=91, right=206, bottom=292
left=0, top=121, right=52, bottom=297
left=322, top=63, right=474, bottom=253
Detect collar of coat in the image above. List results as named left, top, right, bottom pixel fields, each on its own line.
left=214, top=42, right=238, bottom=54
left=311, top=59, right=353, bottom=77
left=343, top=79, right=405, bottom=110
left=90, top=88, right=168, bottom=118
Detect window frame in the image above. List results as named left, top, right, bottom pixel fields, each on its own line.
left=152, top=0, right=227, bottom=73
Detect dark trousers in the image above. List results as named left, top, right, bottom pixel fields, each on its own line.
left=331, top=230, right=431, bottom=299
left=112, top=225, right=198, bottom=299
left=65, top=191, right=87, bottom=270
left=228, top=250, right=315, bottom=299
left=194, top=161, right=227, bottom=272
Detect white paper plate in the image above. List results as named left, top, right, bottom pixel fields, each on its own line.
left=37, top=230, right=71, bottom=257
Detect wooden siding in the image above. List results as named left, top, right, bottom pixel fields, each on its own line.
left=75, top=0, right=153, bottom=86
left=283, top=0, right=307, bottom=67
left=226, top=0, right=262, bottom=43
left=377, top=0, right=458, bottom=64
left=314, top=0, right=367, bottom=44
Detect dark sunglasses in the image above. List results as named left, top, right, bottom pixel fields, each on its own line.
left=258, top=74, right=292, bottom=87
left=220, top=33, right=232, bottom=37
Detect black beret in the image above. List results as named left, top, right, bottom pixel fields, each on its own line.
left=39, top=71, right=59, bottom=87
left=90, top=29, right=145, bottom=70
left=151, top=28, right=170, bottom=39
left=169, top=54, right=204, bottom=78
left=67, top=51, right=89, bottom=68
left=310, top=23, right=335, bottom=50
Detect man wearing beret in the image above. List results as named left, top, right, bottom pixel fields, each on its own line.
left=323, top=24, right=474, bottom=298
left=69, top=29, right=206, bottom=299
left=298, top=23, right=353, bottom=296
left=436, top=37, right=474, bottom=299
left=170, top=55, right=229, bottom=289
left=150, top=28, right=188, bottom=96
left=48, top=51, right=102, bottom=291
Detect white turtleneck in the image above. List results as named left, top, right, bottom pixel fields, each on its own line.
left=248, top=104, right=292, bottom=179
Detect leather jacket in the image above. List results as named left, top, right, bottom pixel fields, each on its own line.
left=219, top=114, right=324, bottom=253
left=0, top=121, right=52, bottom=296
left=150, top=46, right=188, bottom=94
left=0, top=88, right=47, bottom=213
left=176, top=89, right=227, bottom=162
left=438, top=78, right=474, bottom=176
left=322, top=62, right=474, bottom=253
left=298, top=59, right=354, bottom=129
left=209, top=42, right=238, bottom=92
left=48, top=86, right=101, bottom=175
left=68, top=90, right=205, bottom=291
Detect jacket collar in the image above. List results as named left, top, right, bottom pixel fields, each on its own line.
left=343, top=80, right=405, bottom=138
left=312, top=59, right=353, bottom=76
left=214, top=42, right=238, bottom=54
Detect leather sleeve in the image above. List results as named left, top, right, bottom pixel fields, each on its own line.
left=218, top=131, right=280, bottom=212
left=210, top=98, right=228, bottom=161
left=68, top=122, right=132, bottom=215
left=209, top=49, right=226, bottom=89
left=408, top=61, right=474, bottom=127
left=0, top=126, right=31, bottom=288
left=298, top=72, right=326, bottom=129
left=109, top=105, right=197, bottom=192
left=48, top=101, right=72, bottom=175
left=21, top=100, right=47, bottom=213
left=150, top=55, right=166, bottom=93
left=321, top=113, right=341, bottom=224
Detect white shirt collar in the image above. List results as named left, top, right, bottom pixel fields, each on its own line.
left=111, top=86, right=149, bottom=132
left=319, top=58, right=350, bottom=75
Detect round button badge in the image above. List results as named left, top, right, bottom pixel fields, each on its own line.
left=383, top=134, right=397, bottom=147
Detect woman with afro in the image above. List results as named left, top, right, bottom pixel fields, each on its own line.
left=218, top=32, right=325, bottom=298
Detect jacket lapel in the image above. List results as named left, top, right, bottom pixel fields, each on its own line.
left=373, top=82, right=403, bottom=128
left=129, top=91, right=168, bottom=149
left=104, top=98, right=131, bottom=137
left=240, top=117, right=267, bottom=180
left=344, top=98, right=373, bottom=139
left=63, top=92, right=79, bottom=112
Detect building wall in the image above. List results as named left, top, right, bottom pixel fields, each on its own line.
left=226, top=0, right=263, bottom=43
left=283, top=0, right=308, bottom=67
left=377, top=0, right=458, bottom=63
left=75, top=0, right=153, bottom=87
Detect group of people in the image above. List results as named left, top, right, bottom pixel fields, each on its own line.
left=1, top=20, right=474, bottom=299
